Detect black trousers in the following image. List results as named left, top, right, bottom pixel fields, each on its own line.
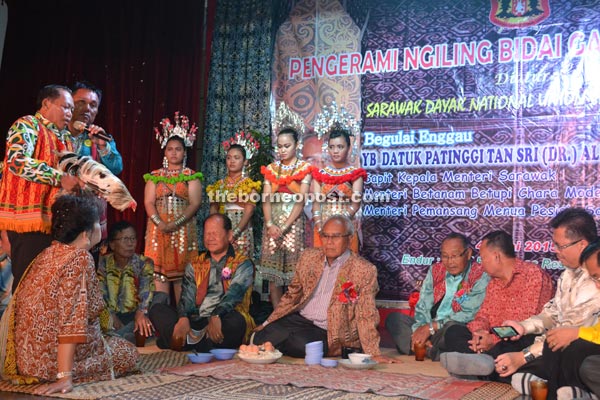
left=7, top=230, right=52, bottom=291
left=520, top=339, right=600, bottom=400
left=581, top=355, right=600, bottom=398
left=444, top=324, right=537, bottom=382
left=254, top=312, right=328, bottom=358
left=148, top=303, right=246, bottom=352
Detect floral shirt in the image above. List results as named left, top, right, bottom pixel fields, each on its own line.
left=467, top=258, right=554, bottom=345
left=521, top=265, right=600, bottom=356
left=3, top=112, right=72, bottom=186
left=97, top=253, right=155, bottom=314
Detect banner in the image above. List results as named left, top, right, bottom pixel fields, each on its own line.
left=272, top=0, right=600, bottom=300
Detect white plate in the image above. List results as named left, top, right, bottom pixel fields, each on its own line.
left=338, top=359, right=377, bottom=370
left=238, top=350, right=283, bottom=364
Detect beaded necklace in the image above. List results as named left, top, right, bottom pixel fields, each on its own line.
left=276, top=158, right=298, bottom=178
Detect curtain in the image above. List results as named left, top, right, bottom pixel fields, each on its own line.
left=0, top=0, right=215, bottom=251
left=200, top=0, right=274, bottom=252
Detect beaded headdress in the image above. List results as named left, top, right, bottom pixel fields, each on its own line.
left=154, top=111, right=198, bottom=149
left=222, top=131, right=260, bottom=160
left=313, top=101, right=361, bottom=161
left=273, top=102, right=306, bottom=158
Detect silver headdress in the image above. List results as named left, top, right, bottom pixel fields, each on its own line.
left=313, top=101, right=361, bottom=161
left=273, top=102, right=306, bottom=157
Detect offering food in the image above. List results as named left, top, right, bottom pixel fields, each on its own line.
left=238, top=342, right=282, bottom=364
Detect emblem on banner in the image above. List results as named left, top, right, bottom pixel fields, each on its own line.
left=489, top=0, right=550, bottom=28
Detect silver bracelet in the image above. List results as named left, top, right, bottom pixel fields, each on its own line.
left=150, top=214, right=162, bottom=225
left=56, top=371, right=72, bottom=379
left=174, top=215, right=187, bottom=227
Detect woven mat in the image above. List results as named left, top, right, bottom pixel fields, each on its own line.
left=165, top=359, right=490, bottom=399
left=0, top=351, right=520, bottom=399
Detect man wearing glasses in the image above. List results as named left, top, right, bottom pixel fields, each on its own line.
left=492, top=208, right=600, bottom=399
left=440, top=231, right=553, bottom=379
left=385, top=233, right=490, bottom=361
left=254, top=215, right=394, bottom=363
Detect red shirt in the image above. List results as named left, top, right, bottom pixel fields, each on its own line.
left=468, top=258, right=554, bottom=343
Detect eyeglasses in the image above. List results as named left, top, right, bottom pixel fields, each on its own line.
left=112, top=236, right=137, bottom=243
left=441, top=248, right=468, bottom=261
left=320, top=233, right=352, bottom=240
left=553, top=239, right=582, bottom=251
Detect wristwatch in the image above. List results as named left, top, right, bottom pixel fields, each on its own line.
left=429, top=322, right=435, bottom=336
left=522, top=347, right=535, bottom=363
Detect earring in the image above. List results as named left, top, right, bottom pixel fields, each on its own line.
left=183, top=154, right=187, bottom=168
left=163, top=156, right=168, bottom=169
left=242, top=166, right=246, bottom=178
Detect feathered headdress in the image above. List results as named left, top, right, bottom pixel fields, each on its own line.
left=154, top=111, right=198, bottom=149
left=222, top=131, right=260, bottom=160
left=313, top=101, right=361, bottom=162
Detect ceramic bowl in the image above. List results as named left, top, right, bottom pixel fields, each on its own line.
left=320, top=358, right=338, bottom=368
left=188, top=353, right=214, bottom=364
left=348, top=353, right=372, bottom=365
left=210, top=348, right=237, bottom=360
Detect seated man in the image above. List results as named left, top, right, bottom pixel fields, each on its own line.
left=512, top=241, right=600, bottom=400
left=386, top=233, right=489, bottom=361
left=441, top=230, right=554, bottom=380
left=97, top=221, right=155, bottom=343
left=149, top=214, right=254, bottom=351
left=493, top=208, right=600, bottom=398
left=254, top=215, right=393, bottom=363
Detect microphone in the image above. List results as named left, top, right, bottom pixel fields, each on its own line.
left=73, top=121, right=113, bottom=142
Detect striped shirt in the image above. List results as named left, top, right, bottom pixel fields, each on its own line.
left=300, top=250, right=351, bottom=329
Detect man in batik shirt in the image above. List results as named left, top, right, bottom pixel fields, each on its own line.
left=0, top=84, right=80, bottom=290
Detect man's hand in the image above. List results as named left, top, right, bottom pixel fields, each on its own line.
left=207, top=315, right=224, bottom=344
left=546, top=327, right=579, bottom=352
left=411, top=325, right=431, bottom=350
left=60, top=174, right=83, bottom=192
left=468, top=330, right=495, bottom=353
left=111, top=312, right=124, bottom=330
left=172, top=317, right=191, bottom=345
left=372, top=354, right=398, bottom=364
left=87, top=124, right=108, bottom=149
left=134, top=310, right=154, bottom=337
left=494, top=351, right=526, bottom=377
left=501, top=320, right=525, bottom=340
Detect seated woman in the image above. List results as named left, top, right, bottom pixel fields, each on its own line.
left=0, top=195, right=138, bottom=395
left=97, top=221, right=155, bottom=344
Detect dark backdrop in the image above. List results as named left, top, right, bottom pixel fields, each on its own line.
left=0, top=0, right=216, bottom=250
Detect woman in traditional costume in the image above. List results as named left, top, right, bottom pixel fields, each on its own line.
left=0, top=194, right=137, bottom=395
left=312, top=102, right=366, bottom=252
left=259, top=103, right=313, bottom=307
left=206, top=133, right=261, bottom=259
left=144, top=112, right=203, bottom=305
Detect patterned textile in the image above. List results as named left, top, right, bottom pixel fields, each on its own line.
left=166, top=360, right=488, bottom=399
left=144, top=168, right=200, bottom=281
left=0, top=113, right=74, bottom=233
left=12, top=242, right=137, bottom=382
left=97, top=253, right=155, bottom=314
left=467, top=259, right=554, bottom=346
left=259, top=160, right=312, bottom=285
left=520, top=265, right=600, bottom=357
left=206, top=176, right=262, bottom=259
left=265, top=248, right=380, bottom=356
left=312, top=166, right=367, bottom=252
left=200, top=0, right=273, bottom=252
